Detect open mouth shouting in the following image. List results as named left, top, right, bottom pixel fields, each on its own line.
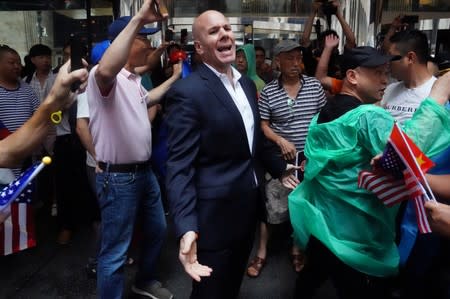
left=217, top=44, right=233, bottom=54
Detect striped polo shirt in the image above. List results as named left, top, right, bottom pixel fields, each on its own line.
left=0, top=82, right=39, bottom=132
left=259, top=75, right=326, bottom=151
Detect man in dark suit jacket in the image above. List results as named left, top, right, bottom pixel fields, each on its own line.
left=165, top=10, right=297, bottom=299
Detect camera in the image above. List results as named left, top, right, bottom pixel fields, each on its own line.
left=320, top=0, right=337, bottom=16
left=318, top=1, right=337, bottom=29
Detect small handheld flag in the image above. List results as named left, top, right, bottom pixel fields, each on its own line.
left=358, top=124, right=434, bottom=234
left=0, top=157, right=51, bottom=213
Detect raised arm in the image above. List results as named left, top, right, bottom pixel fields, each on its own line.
left=315, top=34, right=340, bottom=91
left=95, top=0, right=167, bottom=93
left=332, top=0, right=356, bottom=49
left=0, top=60, right=88, bottom=168
left=145, top=60, right=181, bottom=107
left=301, top=1, right=321, bottom=48
left=381, top=15, right=406, bottom=54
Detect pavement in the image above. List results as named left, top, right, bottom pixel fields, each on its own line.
left=0, top=206, right=337, bottom=299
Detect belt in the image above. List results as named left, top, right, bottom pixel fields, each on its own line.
left=98, top=160, right=151, bottom=173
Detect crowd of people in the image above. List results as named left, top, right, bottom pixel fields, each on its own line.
left=1, top=0, right=450, bottom=298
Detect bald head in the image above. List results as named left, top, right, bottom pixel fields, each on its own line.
left=191, top=10, right=235, bottom=73
left=192, top=10, right=226, bottom=41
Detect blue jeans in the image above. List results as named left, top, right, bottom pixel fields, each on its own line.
left=96, top=168, right=166, bottom=299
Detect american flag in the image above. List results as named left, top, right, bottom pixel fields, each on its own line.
left=0, top=187, right=35, bottom=255
left=358, top=124, right=434, bottom=234
left=358, top=168, right=423, bottom=207
left=0, top=160, right=48, bottom=255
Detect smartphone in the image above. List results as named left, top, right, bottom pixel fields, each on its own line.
left=154, top=0, right=169, bottom=18
left=295, top=151, right=306, bottom=181
left=180, top=28, right=188, bottom=44
left=70, top=33, right=83, bottom=91
left=165, top=28, right=174, bottom=42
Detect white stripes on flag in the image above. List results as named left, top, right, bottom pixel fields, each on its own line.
left=414, top=195, right=432, bottom=234
left=404, top=170, right=424, bottom=199
left=0, top=203, right=35, bottom=255
left=358, top=169, right=432, bottom=234
left=358, top=171, right=410, bottom=207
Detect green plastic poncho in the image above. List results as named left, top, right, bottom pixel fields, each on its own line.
left=236, top=44, right=266, bottom=93
left=288, top=98, right=450, bottom=278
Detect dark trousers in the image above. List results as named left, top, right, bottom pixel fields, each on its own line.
left=294, top=237, right=393, bottom=299
left=191, top=189, right=259, bottom=299
left=191, top=235, right=254, bottom=299
left=399, top=233, right=444, bottom=299
left=54, top=134, right=86, bottom=230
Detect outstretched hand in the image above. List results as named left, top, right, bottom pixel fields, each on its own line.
left=281, top=163, right=301, bottom=189
left=324, top=34, right=339, bottom=49
left=179, top=231, right=212, bottom=282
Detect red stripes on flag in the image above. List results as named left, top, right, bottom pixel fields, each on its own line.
left=0, top=203, right=36, bottom=256
left=358, top=169, right=431, bottom=234
left=358, top=171, right=410, bottom=207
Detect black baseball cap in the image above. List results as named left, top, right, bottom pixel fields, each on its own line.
left=341, top=46, right=400, bottom=74
left=108, top=16, right=160, bottom=41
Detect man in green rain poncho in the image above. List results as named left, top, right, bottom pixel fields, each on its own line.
left=235, top=44, right=266, bottom=95
left=288, top=46, right=450, bottom=299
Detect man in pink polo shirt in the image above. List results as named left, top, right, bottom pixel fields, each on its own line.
left=86, top=1, right=180, bottom=298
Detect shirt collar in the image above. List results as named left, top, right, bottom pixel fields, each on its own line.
left=204, top=63, right=241, bottom=85
left=120, top=68, right=136, bottom=79
left=32, top=70, right=53, bottom=79
left=277, top=74, right=304, bottom=90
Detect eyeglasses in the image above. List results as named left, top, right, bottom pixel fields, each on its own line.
left=390, top=54, right=404, bottom=62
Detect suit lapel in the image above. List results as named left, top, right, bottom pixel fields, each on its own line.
left=198, top=64, right=250, bottom=148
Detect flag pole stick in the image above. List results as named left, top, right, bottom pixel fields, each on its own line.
left=0, top=156, right=51, bottom=212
